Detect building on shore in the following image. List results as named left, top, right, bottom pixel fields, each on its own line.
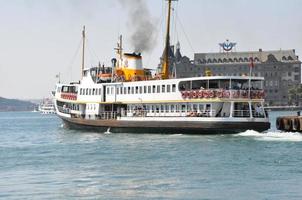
left=159, top=41, right=301, bottom=106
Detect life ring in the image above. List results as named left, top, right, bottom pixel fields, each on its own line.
left=232, top=90, right=240, bottom=98
left=188, top=91, right=194, bottom=99
left=216, top=90, right=223, bottom=98
left=208, top=90, right=215, bottom=98
left=203, top=90, right=209, bottom=98
left=241, top=90, right=248, bottom=98
left=258, top=91, right=265, bottom=99
left=192, top=90, right=198, bottom=98
left=198, top=90, right=203, bottom=98
left=223, top=90, right=230, bottom=98
left=181, top=91, right=187, bottom=99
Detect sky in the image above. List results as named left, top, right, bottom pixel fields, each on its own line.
left=0, top=0, right=301, bottom=99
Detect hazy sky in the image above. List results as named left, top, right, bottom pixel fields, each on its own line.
left=0, top=0, right=301, bottom=99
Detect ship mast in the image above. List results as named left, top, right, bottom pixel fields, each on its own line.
left=81, top=26, right=86, bottom=79
left=162, top=0, right=174, bottom=79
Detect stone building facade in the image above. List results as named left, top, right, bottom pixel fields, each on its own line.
left=161, top=44, right=301, bottom=106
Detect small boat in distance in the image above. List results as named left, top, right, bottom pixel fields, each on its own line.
left=53, top=0, right=270, bottom=134
left=39, top=98, right=55, bottom=114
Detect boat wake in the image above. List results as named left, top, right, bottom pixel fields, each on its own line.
left=237, top=130, right=302, bottom=142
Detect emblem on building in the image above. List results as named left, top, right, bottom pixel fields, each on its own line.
left=219, top=39, right=237, bottom=52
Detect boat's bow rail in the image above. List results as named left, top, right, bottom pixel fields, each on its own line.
left=180, top=89, right=265, bottom=100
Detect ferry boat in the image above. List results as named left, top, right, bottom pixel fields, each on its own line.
left=39, top=98, right=56, bottom=114
left=53, top=0, right=270, bottom=134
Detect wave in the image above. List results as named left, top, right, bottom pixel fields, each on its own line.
left=237, top=130, right=302, bottom=142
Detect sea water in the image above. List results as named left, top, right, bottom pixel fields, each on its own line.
left=0, top=111, right=302, bottom=199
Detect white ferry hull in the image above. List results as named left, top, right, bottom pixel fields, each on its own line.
left=59, top=115, right=270, bottom=134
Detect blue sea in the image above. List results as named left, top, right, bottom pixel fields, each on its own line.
left=1, top=111, right=302, bottom=199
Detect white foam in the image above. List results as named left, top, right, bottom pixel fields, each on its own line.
left=237, top=130, right=302, bottom=142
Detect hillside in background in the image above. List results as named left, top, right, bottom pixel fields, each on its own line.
left=0, top=97, right=37, bottom=112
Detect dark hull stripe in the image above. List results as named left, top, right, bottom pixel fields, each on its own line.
left=59, top=116, right=270, bottom=135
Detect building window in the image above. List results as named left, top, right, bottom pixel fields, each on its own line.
left=288, top=72, right=292, bottom=76
left=295, top=75, right=300, bottom=81
left=294, top=67, right=300, bottom=72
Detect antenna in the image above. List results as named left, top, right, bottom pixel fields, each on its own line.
left=81, top=26, right=86, bottom=79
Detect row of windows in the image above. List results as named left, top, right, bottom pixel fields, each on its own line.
left=79, top=88, right=102, bottom=96
left=128, top=103, right=211, bottom=113
left=107, top=84, right=177, bottom=95
left=196, top=57, right=260, bottom=64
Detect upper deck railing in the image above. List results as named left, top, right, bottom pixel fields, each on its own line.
left=180, top=89, right=265, bottom=100
left=61, top=92, right=77, bottom=101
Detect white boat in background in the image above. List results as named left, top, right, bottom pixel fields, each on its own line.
left=39, top=98, right=56, bottom=114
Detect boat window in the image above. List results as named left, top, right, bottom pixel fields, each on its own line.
left=86, top=88, right=88, bottom=95
left=199, top=104, right=204, bottom=112
left=181, top=104, right=186, bottom=112
left=120, top=87, right=123, bottom=95
left=172, top=84, right=176, bottom=92
left=233, top=102, right=250, bottom=118
left=131, top=87, right=134, bottom=94
left=139, top=86, right=142, bottom=94
left=209, top=80, right=219, bottom=89
left=192, top=80, right=207, bottom=90
left=89, top=89, right=92, bottom=95
left=124, top=87, right=127, bottom=94
left=99, top=88, right=102, bottom=95
left=157, top=85, right=160, bottom=93
left=156, top=105, right=160, bottom=113
left=128, top=87, right=131, bottom=94
left=179, top=81, right=191, bottom=91
left=135, top=86, right=139, bottom=94
left=148, top=86, right=151, bottom=93
left=117, top=87, right=120, bottom=95
left=95, top=88, right=98, bottom=95
left=111, top=87, right=114, bottom=94
left=143, top=86, right=147, bottom=94
left=171, top=104, right=175, bottom=112
left=152, top=85, right=156, bottom=93
left=160, top=105, right=164, bottom=113
left=92, top=88, right=95, bottom=95
left=162, top=85, right=166, bottom=93
left=165, top=104, right=169, bottom=112
left=167, top=85, right=171, bottom=92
